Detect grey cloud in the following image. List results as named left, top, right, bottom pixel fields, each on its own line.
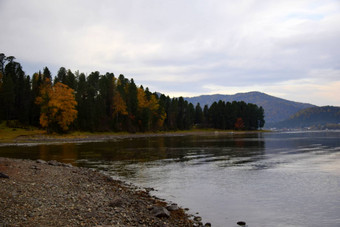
left=0, top=0, right=339, bottom=105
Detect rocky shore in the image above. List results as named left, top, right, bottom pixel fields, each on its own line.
left=10, top=131, right=213, bottom=144
left=0, top=157, right=209, bottom=226
left=9, top=130, right=260, bottom=145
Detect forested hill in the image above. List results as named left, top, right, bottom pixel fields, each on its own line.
left=269, top=106, right=340, bottom=129
left=0, top=53, right=265, bottom=133
left=184, top=92, right=315, bottom=123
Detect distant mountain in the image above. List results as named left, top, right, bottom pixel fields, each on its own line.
left=269, top=106, right=340, bottom=129
left=184, top=91, right=315, bottom=123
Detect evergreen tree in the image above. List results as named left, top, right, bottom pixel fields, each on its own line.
left=0, top=53, right=6, bottom=74
left=65, top=69, right=77, bottom=90
left=30, top=72, right=44, bottom=126
left=126, top=79, right=138, bottom=132
left=54, top=67, right=67, bottom=84
left=43, top=67, right=52, bottom=81
left=1, top=68, right=15, bottom=120
left=74, top=72, right=87, bottom=130
left=194, top=103, right=203, bottom=125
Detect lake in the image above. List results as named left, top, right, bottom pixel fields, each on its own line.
left=1, top=131, right=340, bottom=227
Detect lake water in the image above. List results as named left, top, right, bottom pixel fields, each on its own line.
left=1, top=131, right=340, bottom=227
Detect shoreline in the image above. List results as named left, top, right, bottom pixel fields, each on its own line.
left=0, top=157, right=209, bottom=226
left=1, top=129, right=270, bottom=145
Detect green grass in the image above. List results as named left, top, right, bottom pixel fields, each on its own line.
left=0, top=122, right=46, bottom=143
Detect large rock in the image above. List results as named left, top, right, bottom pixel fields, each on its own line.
left=166, top=203, right=179, bottom=211
left=151, top=206, right=170, bottom=218
left=109, top=198, right=123, bottom=207
left=47, top=160, right=61, bottom=166
left=36, top=159, right=47, bottom=164
left=194, top=216, right=202, bottom=222
left=237, top=221, right=246, bottom=226
left=0, top=172, right=9, bottom=178
left=109, top=198, right=123, bottom=208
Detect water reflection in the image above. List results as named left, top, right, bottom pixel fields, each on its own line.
left=38, top=144, right=78, bottom=164
left=0, top=133, right=266, bottom=178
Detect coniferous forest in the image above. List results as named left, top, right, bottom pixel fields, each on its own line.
left=0, top=53, right=265, bottom=133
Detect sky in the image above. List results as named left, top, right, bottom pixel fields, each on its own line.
left=1, top=0, right=340, bottom=106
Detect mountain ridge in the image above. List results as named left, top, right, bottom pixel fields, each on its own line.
left=268, top=106, right=340, bottom=129
left=184, top=91, right=316, bottom=123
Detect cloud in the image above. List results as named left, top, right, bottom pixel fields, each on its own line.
left=1, top=0, right=339, bottom=105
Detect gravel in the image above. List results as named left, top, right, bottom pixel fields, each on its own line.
left=0, top=157, right=195, bottom=226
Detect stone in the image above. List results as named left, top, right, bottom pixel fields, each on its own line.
left=0, top=172, right=9, bottom=178
left=145, top=187, right=155, bottom=193
left=237, top=221, right=246, bottom=226
left=194, top=216, right=202, bottom=222
left=204, top=223, right=212, bottom=227
left=62, top=163, right=73, bottom=168
left=30, top=165, right=40, bottom=170
left=47, top=160, right=61, bottom=166
left=36, top=159, right=47, bottom=164
left=151, top=206, right=170, bottom=218
left=166, top=203, right=179, bottom=211
left=109, top=198, right=123, bottom=208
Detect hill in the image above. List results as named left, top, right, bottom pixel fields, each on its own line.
left=269, top=106, right=340, bottom=129
left=184, top=91, right=315, bottom=123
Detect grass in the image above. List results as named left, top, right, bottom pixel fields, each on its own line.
left=0, top=121, right=271, bottom=144
left=0, top=122, right=46, bottom=143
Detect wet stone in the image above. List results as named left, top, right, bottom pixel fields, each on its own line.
left=47, top=160, right=61, bottom=166
left=166, top=203, right=179, bottom=211
left=36, top=159, right=47, bottom=164
left=237, top=221, right=247, bottom=226
left=0, top=172, right=9, bottom=178
left=194, top=216, right=202, bottom=222
left=151, top=206, right=170, bottom=218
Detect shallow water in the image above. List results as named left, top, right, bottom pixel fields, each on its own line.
left=1, top=131, right=340, bottom=227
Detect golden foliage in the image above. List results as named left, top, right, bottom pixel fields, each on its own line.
left=137, top=87, right=166, bottom=130
left=156, top=109, right=167, bottom=128
left=36, top=81, right=77, bottom=132
left=137, top=88, right=159, bottom=112
left=137, top=88, right=148, bottom=109
left=148, top=95, right=160, bottom=112
left=112, top=91, right=128, bottom=116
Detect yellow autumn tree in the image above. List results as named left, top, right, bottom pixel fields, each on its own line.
left=137, top=87, right=148, bottom=109
left=36, top=81, right=77, bottom=133
left=112, top=91, right=128, bottom=117
left=137, top=87, right=166, bottom=130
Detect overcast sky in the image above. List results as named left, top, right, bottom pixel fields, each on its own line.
left=1, top=0, right=339, bottom=106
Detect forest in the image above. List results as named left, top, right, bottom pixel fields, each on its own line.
left=0, top=53, right=265, bottom=133
left=269, top=106, right=340, bottom=129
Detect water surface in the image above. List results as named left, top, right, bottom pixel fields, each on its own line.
left=1, top=131, right=339, bottom=227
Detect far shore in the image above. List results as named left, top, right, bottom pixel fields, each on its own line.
left=0, top=127, right=270, bottom=145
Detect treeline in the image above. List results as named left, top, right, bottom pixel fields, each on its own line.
left=270, top=106, right=340, bottom=129
left=206, top=101, right=265, bottom=130
left=0, top=53, right=265, bottom=133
